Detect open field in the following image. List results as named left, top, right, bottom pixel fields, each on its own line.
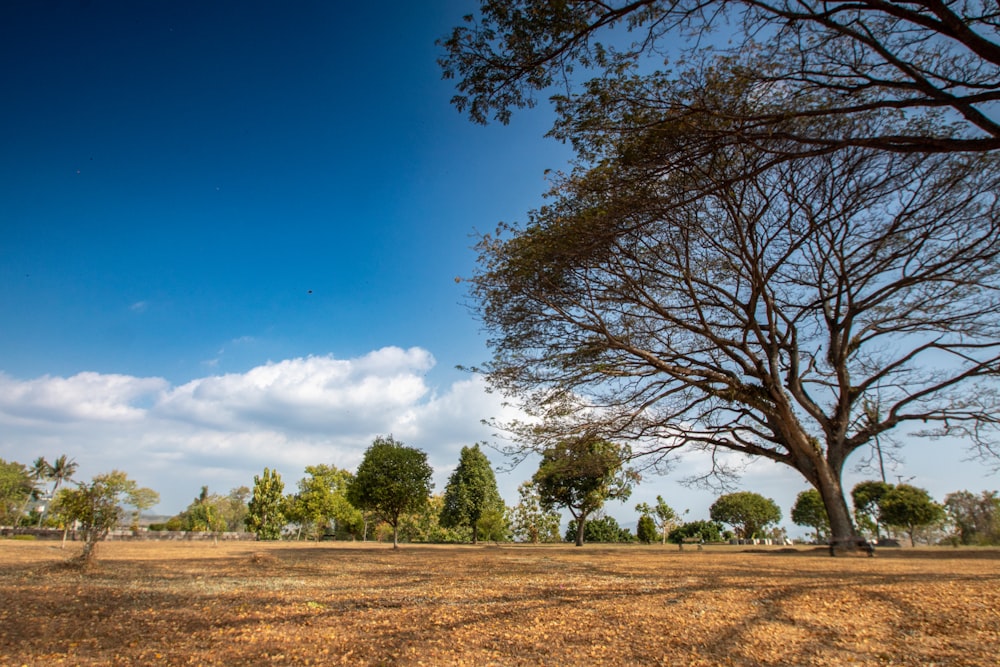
left=1, top=541, right=998, bottom=666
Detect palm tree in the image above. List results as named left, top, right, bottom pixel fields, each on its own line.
left=48, top=456, right=77, bottom=495
left=22, top=457, right=51, bottom=525
left=41, top=456, right=78, bottom=526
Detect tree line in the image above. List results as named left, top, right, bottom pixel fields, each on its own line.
left=3, top=442, right=998, bottom=566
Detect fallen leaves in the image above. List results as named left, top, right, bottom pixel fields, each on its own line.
left=1, top=541, right=998, bottom=665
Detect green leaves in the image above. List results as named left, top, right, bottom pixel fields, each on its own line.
left=709, top=492, right=782, bottom=541
left=247, top=468, right=286, bottom=541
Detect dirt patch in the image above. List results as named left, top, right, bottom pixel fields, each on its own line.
left=1, top=541, right=998, bottom=666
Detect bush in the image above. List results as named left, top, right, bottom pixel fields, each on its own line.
left=668, top=520, right=725, bottom=544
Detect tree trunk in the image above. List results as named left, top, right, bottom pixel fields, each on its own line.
left=79, top=533, right=99, bottom=567
left=391, top=523, right=399, bottom=549
left=813, top=463, right=860, bottom=553
left=575, top=515, right=586, bottom=547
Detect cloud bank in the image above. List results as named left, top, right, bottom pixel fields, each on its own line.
left=0, top=347, right=524, bottom=514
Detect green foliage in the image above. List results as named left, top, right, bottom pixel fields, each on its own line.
left=476, top=507, right=512, bottom=543
left=247, top=468, right=286, bottom=541
left=509, top=480, right=562, bottom=543
left=944, top=490, right=1000, bottom=546
left=346, top=435, right=434, bottom=548
left=0, top=458, right=33, bottom=526
left=791, top=490, right=831, bottom=543
left=565, top=515, right=633, bottom=543
left=439, top=444, right=505, bottom=544
left=635, top=495, right=678, bottom=544
left=636, top=514, right=657, bottom=544
left=710, top=492, right=781, bottom=540
left=668, top=520, right=725, bottom=544
left=174, top=486, right=229, bottom=532
left=285, top=465, right=361, bottom=541
left=534, top=437, right=636, bottom=546
left=879, top=484, right=945, bottom=546
left=397, top=494, right=471, bottom=544
left=852, top=480, right=893, bottom=539
left=51, top=470, right=158, bottom=565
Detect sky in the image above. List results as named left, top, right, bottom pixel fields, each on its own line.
left=1, top=0, right=995, bottom=537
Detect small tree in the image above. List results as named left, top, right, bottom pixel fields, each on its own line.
left=0, top=459, right=33, bottom=526
left=247, top=468, right=286, bottom=540
left=879, top=484, right=945, bottom=546
left=439, top=444, right=505, bottom=544
left=566, top=514, right=632, bottom=543
left=636, top=514, right=658, bottom=544
left=288, top=465, right=360, bottom=541
left=534, top=436, right=636, bottom=547
left=668, top=520, right=725, bottom=545
left=51, top=471, right=158, bottom=566
left=944, top=490, right=1000, bottom=546
left=852, top=481, right=893, bottom=540
left=509, top=480, right=561, bottom=543
left=346, top=435, right=433, bottom=549
left=710, top=492, right=782, bottom=541
left=792, top=489, right=831, bottom=544
left=635, top=496, right=679, bottom=545
left=476, top=507, right=511, bottom=543
left=397, top=494, right=470, bottom=544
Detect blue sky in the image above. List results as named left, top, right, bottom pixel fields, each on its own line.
left=1, top=1, right=993, bottom=533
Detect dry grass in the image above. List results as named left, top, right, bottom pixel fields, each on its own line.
left=1, top=540, right=998, bottom=666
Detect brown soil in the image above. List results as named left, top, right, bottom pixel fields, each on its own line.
left=1, top=540, right=998, bottom=666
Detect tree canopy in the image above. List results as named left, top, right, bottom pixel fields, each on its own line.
left=346, top=435, right=434, bottom=549
left=944, top=490, right=1000, bottom=545
left=0, top=458, right=33, bottom=526
left=285, top=465, right=361, bottom=541
left=440, top=0, right=1000, bottom=154
left=509, top=480, right=563, bottom=543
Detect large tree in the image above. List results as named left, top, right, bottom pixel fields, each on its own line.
left=439, top=444, right=505, bottom=544
left=533, top=436, right=636, bottom=546
left=346, top=435, right=434, bottom=549
left=440, top=0, right=1000, bottom=156
left=443, top=1, right=1000, bottom=552
left=51, top=471, right=158, bottom=566
left=465, top=135, right=999, bottom=549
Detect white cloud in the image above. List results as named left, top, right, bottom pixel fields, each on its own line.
left=0, top=348, right=517, bottom=514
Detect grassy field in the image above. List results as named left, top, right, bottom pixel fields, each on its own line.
left=1, top=540, right=998, bottom=666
